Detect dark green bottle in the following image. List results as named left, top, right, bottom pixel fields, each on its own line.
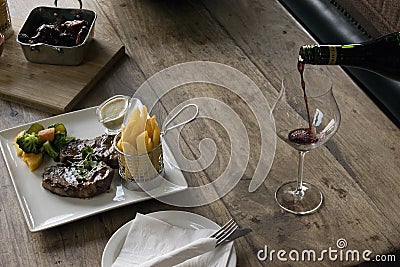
left=299, top=32, right=400, bottom=80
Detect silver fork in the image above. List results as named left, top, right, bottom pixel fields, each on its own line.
left=209, top=219, right=239, bottom=247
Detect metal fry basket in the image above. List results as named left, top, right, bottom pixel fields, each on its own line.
left=113, top=132, right=164, bottom=191
left=112, top=100, right=199, bottom=191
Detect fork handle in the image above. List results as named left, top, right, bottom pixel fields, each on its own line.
left=138, top=237, right=216, bottom=267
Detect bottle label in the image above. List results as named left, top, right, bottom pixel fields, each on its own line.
left=328, top=46, right=337, bottom=65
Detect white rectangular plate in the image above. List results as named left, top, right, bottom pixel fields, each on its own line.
left=0, top=107, right=188, bottom=232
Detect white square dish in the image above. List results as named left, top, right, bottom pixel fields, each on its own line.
left=0, top=107, right=187, bottom=232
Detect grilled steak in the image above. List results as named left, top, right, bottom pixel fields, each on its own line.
left=60, top=134, right=118, bottom=169
left=42, top=160, right=114, bottom=198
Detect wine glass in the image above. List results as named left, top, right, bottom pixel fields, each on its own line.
left=271, top=67, right=340, bottom=215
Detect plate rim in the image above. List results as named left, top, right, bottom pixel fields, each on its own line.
left=101, top=210, right=237, bottom=267
left=0, top=107, right=188, bottom=232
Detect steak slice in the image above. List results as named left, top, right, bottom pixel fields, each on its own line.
left=42, top=161, right=114, bottom=198
left=60, top=134, right=118, bottom=169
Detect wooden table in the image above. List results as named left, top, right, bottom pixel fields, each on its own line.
left=1, top=0, right=399, bottom=266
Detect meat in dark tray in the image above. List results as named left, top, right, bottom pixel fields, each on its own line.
left=60, top=134, right=118, bottom=169
left=18, top=18, right=89, bottom=47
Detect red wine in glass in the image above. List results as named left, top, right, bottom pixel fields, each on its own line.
left=288, top=128, right=318, bottom=145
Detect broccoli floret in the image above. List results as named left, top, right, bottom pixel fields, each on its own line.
left=53, top=132, right=75, bottom=151
left=42, top=141, right=59, bottom=160
left=16, top=132, right=42, bottom=154
left=48, top=123, right=67, bottom=135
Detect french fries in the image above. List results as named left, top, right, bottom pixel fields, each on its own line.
left=120, top=106, right=160, bottom=155
left=118, top=105, right=162, bottom=180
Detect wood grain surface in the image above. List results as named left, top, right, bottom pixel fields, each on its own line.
left=0, top=0, right=399, bottom=266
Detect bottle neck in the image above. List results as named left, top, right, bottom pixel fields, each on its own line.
left=299, top=32, right=400, bottom=80
left=300, top=32, right=400, bottom=66
left=299, top=44, right=365, bottom=65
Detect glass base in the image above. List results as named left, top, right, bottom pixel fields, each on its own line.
left=275, top=181, right=323, bottom=215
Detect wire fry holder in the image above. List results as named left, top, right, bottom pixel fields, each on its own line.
left=113, top=132, right=164, bottom=191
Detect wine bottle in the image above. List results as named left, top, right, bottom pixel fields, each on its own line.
left=299, top=32, right=400, bottom=80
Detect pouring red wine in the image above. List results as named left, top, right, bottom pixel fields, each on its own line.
left=287, top=60, right=319, bottom=147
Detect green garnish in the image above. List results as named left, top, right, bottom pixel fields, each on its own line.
left=72, top=145, right=99, bottom=182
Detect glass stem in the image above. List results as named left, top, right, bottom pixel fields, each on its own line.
left=296, top=151, right=307, bottom=195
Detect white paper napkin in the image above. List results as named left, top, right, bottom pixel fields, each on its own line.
left=112, top=213, right=233, bottom=267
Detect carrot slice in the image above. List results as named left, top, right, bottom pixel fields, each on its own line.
left=38, top=128, right=55, bottom=143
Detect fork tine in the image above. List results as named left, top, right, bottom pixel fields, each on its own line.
left=213, top=220, right=236, bottom=239
left=209, top=219, right=234, bottom=238
left=215, top=224, right=238, bottom=246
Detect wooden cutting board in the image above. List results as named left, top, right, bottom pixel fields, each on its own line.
left=0, top=18, right=125, bottom=114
